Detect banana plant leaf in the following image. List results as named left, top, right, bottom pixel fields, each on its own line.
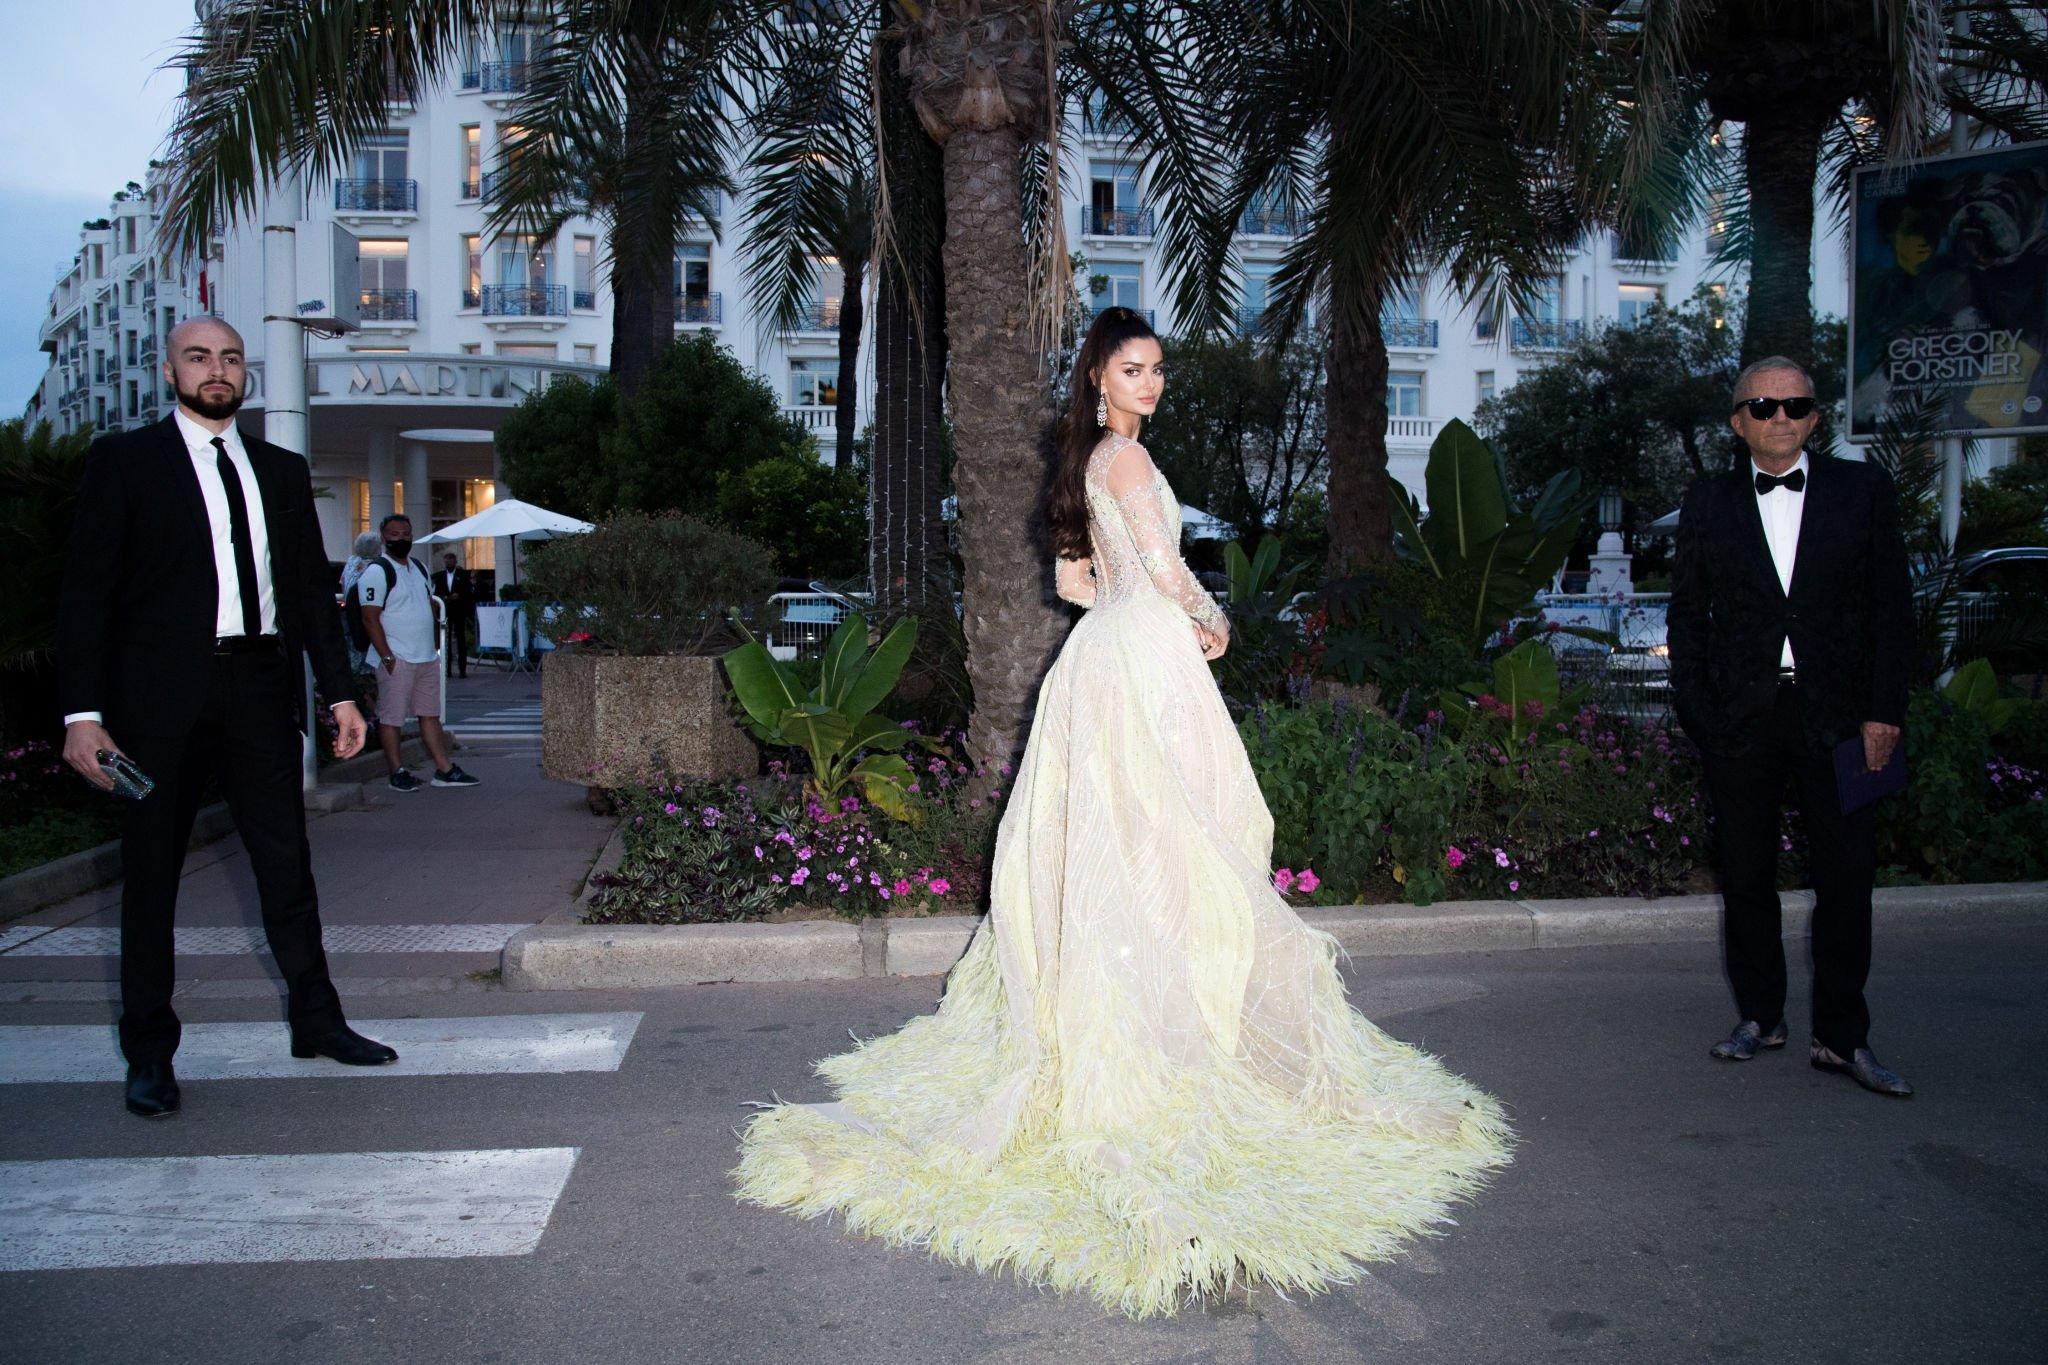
left=1423, top=419, right=1508, bottom=564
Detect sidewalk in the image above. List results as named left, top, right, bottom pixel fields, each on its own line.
left=0, top=719, right=612, bottom=1002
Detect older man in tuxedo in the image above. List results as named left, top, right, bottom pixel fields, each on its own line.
left=58, top=317, right=399, bottom=1120
left=1669, top=356, right=1915, bottom=1097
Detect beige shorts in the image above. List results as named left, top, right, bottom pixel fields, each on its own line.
left=380, top=656, right=442, bottom=721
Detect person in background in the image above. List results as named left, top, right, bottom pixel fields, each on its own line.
left=432, top=552, right=474, bottom=680
left=341, top=530, right=384, bottom=674
left=357, top=514, right=480, bottom=793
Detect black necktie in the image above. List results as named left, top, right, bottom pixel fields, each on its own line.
left=1755, top=468, right=1806, bottom=495
left=211, top=436, right=264, bottom=638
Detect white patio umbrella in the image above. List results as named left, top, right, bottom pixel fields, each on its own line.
left=418, top=498, right=592, bottom=583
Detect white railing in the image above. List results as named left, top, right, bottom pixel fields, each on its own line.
left=1536, top=591, right=1670, bottom=651
left=1386, top=415, right=1442, bottom=445
left=783, top=404, right=863, bottom=440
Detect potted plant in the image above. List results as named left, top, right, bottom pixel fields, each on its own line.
left=526, top=512, right=777, bottom=788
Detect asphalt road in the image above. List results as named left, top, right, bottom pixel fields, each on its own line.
left=3, top=923, right=2045, bottom=1365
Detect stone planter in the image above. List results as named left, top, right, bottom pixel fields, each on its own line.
left=542, top=652, right=756, bottom=788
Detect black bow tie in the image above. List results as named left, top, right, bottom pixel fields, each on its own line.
left=1755, top=468, right=1806, bottom=495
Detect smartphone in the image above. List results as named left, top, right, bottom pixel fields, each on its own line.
left=96, top=749, right=155, bottom=801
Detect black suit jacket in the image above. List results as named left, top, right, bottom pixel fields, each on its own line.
left=1668, top=452, right=1913, bottom=758
left=57, top=416, right=357, bottom=736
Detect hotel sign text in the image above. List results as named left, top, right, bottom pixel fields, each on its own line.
left=244, top=355, right=602, bottom=406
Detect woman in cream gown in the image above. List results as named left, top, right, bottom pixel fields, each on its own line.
left=735, top=307, right=1510, bottom=1317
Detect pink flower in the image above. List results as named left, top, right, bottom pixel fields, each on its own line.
left=1494, top=848, right=1511, bottom=868
left=789, top=867, right=810, bottom=887
left=796, top=846, right=813, bottom=862
left=752, top=845, right=764, bottom=859
left=929, top=878, right=952, bottom=896
left=878, top=888, right=892, bottom=900
left=1273, top=868, right=1297, bottom=893
left=893, top=879, right=912, bottom=896
left=1508, top=879, right=1520, bottom=892
left=1296, top=869, right=1321, bottom=894
left=1446, top=845, right=1467, bottom=869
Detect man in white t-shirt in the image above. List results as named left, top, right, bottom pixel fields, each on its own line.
left=358, top=514, right=479, bottom=793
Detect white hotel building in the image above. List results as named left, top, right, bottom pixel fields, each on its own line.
left=28, top=24, right=1856, bottom=580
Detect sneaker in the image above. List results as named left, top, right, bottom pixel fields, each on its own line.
left=431, top=765, right=481, bottom=788
left=388, top=769, right=422, bottom=794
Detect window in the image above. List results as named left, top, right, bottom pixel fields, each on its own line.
left=460, top=342, right=482, bottom=355
left=790, top=358, right=837, bottom=407
left=359, top=239, right=409, bottom=292
left=573, top=236, right=596, bottom=307
left=1381, top=276, right=1423, bottom=325
left=1707, top=191, right=1730, bottom=240
left=1090, top=260, right=1142, bottom=312
left=1088, top=161, right=1143, bottom=233
left=462, top=234, right=482, bottom=307
left=495, top=343, right=556, bottom=359
left=573, top=343, right=596, bottom=364
left=497, top=233, right=552, bottom=287
left=1618, top=283, right=1663, bottom=327
left=461, top=126, right=481, bottom=198
left=674, top=243, right=711, bottom=299
left=1528, top=277, right=1561, bottom=323
left=352, top=130, right=408, bottom=183
left=1241, top=263, right=1276, bottom=314
left=1387, top=371, right=1424, bottom=418
left=1476, top=370, right=1496, bottom=407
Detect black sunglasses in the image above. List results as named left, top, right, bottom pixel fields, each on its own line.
left=1734, top=396, right=1816, bottom=421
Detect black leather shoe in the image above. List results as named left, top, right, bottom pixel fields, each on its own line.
left=1811, top=1041, right=1913, bottom=1097
left=1710, top=1019, right=1789, bottom=1061
left=290, top=1024, right=399, bottom=1066
left=125, top=1062, right=181, bottom=1119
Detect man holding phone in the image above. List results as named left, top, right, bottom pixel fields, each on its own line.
left=57, top=317, right=399, bottom=1120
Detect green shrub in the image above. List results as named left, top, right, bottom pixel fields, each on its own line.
left=714, top=454, right=866, bottom=579
left=520, top=513, right=776, bottom=656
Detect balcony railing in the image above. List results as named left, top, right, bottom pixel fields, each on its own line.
left=1091, top=304, right=1155, bottom=327
left=480, top=61, right=530, bottom=94
left=336, top=179, right=419, bottom=213
left=573, top=289, right=596, bottom=311
left=1386, top=414, right=1443, bottom=445
left=359, top=288, right=419, bottom=322
left=137, top=338, right=157, bottom=366
left=480, top=284, right=568, bottom=317
left=1510, top=318, right=1584, bottom=351
left=1088, top=207, right=1155, bottom=237
left=462, top=174, right=481, bottom=200
left=1609, top=232, right=1677, bottom=266
left=480, top=170, right=505, bottom=203
left=784, top=405, right=862, bottom=442
left=1234, top=305, right=1271, bottom=335
left=677, top=291, right=723, bottom=324
left=1381, top=318, right=1439, bottom=349
left=459, top=68, right=481, bottom=90
left=1238, top=204, right=1299, bottom=236
left=787, top=299, right=841, bottom=331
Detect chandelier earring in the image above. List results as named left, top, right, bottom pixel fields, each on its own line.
left=1095, top=390, right=1108, bottom=426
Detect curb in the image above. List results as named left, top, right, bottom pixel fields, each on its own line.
left=498, top=879, right=2048, bottom=990
left=0, top=739, right=430, bottom=924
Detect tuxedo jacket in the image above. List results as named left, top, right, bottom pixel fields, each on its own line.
left=57, top=416, right=356, bottom=737
left=1668, top=452, right=1913, bottom=758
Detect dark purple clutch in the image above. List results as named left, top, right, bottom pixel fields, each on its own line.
left=1834, top=734, right=1906, bottom=815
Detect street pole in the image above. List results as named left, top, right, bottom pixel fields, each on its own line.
left=261, top=171, right=318, bottom=792
left=1936, top=11, right=1971, bottom=683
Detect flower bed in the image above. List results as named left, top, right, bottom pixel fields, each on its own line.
left=0, top=741, right=124, bottom=881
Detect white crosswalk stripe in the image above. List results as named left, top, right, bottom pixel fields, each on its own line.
left=0, top=923, right=531, bottom=957
left=0, top=1148, right=580, bottom=1271
left=0, top=1012, right=643, bottom=1084
left=445, top=704, right=543, bottom=740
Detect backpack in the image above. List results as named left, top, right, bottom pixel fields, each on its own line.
left=344, top=555, right=426, bottom=653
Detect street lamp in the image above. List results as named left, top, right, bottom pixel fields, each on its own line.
left=1598, top=486, right=1624, bottom=533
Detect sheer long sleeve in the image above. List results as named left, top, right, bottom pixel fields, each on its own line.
left=1056, top=555, right=1097, bottom=608
left=1103, top=443, right=1228, bottom=635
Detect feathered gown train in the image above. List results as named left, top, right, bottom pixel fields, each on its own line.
left=735, top=433, right=1511, bottom=1316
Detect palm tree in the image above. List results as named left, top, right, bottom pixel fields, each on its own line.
left=1080, top=0, right=1685, bottom=574
left=158, top=0, right=749, bottom=398
left=1688, top=1, right=2048, bottom=366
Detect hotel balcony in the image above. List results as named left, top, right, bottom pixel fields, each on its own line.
left=676, top=291, right=724, bottom=325
left=1087, top=207, right=1155, bottom=238
left=480, top=61, right=531, bottom=101
left=1609, top=232, right=1678, bottom=270
left=784, top=299, right=841, bottom=333
left=479, top=284, right=570, bottom=329
left=1238, top=204, right=1300, bottom=237
left=335, top=178, right=419, bottom=224
left=1382, top=318, right=1439, bottom=350
left=784, top=404, right=862, bottom=447
left=137, top=337, right=157, bottom=366
left=359, top=288, right=419, bottom=324
left=1510, top=318, right=1584, bottom=352
left=1386, top=414, right=1444, bottom=449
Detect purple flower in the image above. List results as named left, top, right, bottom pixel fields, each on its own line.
left=789, top=867, right=810, bottom=887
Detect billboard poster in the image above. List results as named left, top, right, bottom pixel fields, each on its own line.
left=1849, top=139, right=2048, bottom=441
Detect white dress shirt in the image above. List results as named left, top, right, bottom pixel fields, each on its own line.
left=1751, top=449, right=1809, bottom=670
left=174, top=408, right=279, bottom=638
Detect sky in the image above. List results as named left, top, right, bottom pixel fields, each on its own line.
left=1, top=2, right=195, bottom=413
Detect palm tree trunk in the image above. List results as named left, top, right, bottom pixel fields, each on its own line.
left=1739, top=100, right=1828, bottom=368
left=942, top=122, right=1066, bottom=770
left=1323, top=304, right=1392, bottom=574
left=833, top=247, right=867, bottom=473
left=610, top=1, right=678, bottom=398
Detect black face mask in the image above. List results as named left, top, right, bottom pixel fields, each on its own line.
left=385, top=538, right=413, bottom=560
